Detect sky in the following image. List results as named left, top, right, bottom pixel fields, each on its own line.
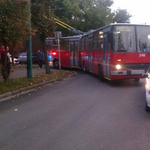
left=111, top=0, right=150, bottom=25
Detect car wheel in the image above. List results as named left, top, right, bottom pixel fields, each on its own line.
left=53, top=59, right=59, bottom=69
left=98, top=65, right=105, bottom=82
left=145, top=102, right=150, bottom=112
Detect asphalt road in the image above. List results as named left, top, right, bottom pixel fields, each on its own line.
left=0, top=70, right=150, bottom=150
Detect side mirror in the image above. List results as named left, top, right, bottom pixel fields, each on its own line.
left=143, top=73, right=149, bottom=78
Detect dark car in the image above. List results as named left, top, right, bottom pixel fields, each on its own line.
left=32, top=54, right=38, bottom=63
left=18, top=52, right=38, bottom=64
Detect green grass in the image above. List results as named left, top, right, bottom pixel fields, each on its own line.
left=0, top=70, right=75, bottom=94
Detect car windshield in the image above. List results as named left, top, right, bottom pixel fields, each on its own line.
left=113, top=26, right=136, bottom=53
left=137, top=26, right=150, bottom=52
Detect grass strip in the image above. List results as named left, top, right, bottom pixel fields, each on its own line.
left=0, top=70, right=74, bottom=94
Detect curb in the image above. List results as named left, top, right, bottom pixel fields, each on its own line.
left=0, top=72, right=76, bottom=103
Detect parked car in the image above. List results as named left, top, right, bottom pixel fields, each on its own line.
left=10, top=55, right=19, bottom=64
left=32, top=54, right=38, bottom=63
left=143, top=67, right=150, bottom=112
left=18, top=52, right=38, bottom=64
left=18, top=52, right=27, bottom=64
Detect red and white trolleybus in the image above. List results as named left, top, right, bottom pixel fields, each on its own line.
left=46, top=23, right=150, bottom=81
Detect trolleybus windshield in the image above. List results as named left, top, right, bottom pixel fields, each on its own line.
left=136, top=26, right=150, bottom=53
left=113, top=26, right=136, bottom=53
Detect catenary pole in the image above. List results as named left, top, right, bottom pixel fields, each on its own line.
left=27, top=0, right=32, bottom=78
left=57, top=32, right=61, bottom=70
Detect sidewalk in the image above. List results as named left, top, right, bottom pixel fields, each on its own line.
left=0, top=64, right=53, bottom=80
left=10, top=64, right=46, bottom=79
left=0, top=64, right=76, bottom=102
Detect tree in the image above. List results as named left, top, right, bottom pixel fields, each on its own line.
left=31, top=0, right=56, bottom=74
left=0, top=0, right=29, bottom=48
left=53, top=0, right=114, bottom=36
left=0, top=0, right=29, bottom=81
left=113, top=9, right=132, bottom=23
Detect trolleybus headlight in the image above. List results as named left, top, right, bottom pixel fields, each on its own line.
left=116, top=64, right=121, bottom=70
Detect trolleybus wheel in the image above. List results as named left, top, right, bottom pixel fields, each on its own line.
left=53, top=59, right=59, bottom=69
left=98, top=65, right=105, bottom=82
left=134, top=78, right=140, bottom=83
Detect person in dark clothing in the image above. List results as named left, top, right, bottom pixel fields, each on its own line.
left=37, top=50, right=44, bottom=69
left=0, top=46, right=11, bottom=81
left=1, top=46, right=7, bottom=66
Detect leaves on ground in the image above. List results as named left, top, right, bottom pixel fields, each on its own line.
left=0, top=70, right=75, bottom=94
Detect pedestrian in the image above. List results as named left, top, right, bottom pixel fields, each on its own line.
left=37, top=49, right=44, bottom=69
left=0, top=46, right=11, bottom=81
left=1, top=46, right=7, bottom=67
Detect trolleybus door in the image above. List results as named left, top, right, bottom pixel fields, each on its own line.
left=70, top=41, right=74, bottom=66
left=70, top=41, right=79, bottom=66
left=74, top=41, right=79, bottom=66
left=103, top=34, right=110, bottom=78
left=88, top=36, right=93, bottom=71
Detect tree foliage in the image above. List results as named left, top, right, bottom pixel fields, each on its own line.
left=53, top=0, right=114, bottom=35
left=113, top=9, right=132, bottom=23
left=0, top=0, right=29, bottom=81
left=53, top=0, right=132, bottom=35
left=0, top=0, right=29, bottom=48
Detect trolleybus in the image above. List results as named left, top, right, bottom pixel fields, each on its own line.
left=46, top=23, right=150, bottom=81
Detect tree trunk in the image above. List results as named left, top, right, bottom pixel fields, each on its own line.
left=43, top=41, right=51, bottom=74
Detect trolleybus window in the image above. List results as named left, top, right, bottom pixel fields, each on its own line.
left=60, top=39, right=69, bottom=50
left=98, top=30, right=103, bottom=50
left=113, top=26, right=136, bottom=53
left=136, top=26, right=150, bottom=53
left=82, top=37, right=85, bottom=50
left=94, top=32, right=98, bottom=49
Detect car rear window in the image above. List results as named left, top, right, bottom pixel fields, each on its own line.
left=20, top=53, right=27, bottom=56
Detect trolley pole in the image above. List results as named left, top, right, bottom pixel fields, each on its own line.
left=27, top=0, right=32, bottom=78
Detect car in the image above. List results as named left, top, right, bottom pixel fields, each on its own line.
left=18, top=52, right=38, bottom=64
left=18, top=52, right=27, bottom=64
left=10, top=56, right=19, bottom=64
left=32, top=54, right=38, bottom=63
left=143, top=67, right=150, bottom=112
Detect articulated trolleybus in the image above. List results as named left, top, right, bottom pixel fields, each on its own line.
left=46, top=23, right=150, bottom=81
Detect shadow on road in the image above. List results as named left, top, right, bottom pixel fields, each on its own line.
left=59, top=67, right=145, bottom=88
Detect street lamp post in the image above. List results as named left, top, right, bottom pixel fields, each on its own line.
left=27, top=0, right=32, bottom=79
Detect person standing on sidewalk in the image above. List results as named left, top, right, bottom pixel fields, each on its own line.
left=37, top=50, right=44, bottom=69
left=0, top=46, right=11, bottom=81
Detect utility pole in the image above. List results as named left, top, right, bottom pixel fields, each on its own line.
left=27, top=0, right=32, bottom=78
left=55, top=31, right=62, bottom=70
left=57, top=32, right=61, bottom=70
